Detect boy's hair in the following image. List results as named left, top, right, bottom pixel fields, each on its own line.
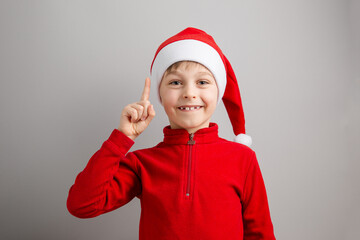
left=162, top=61, right=211, bottom=81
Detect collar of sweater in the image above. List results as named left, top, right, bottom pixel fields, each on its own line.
left=162, top=122, right=220, bottom=145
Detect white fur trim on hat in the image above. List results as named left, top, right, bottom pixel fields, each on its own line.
left=151, top=39, right=227, bottom=105
left=234, top=134, right=252, bottom=147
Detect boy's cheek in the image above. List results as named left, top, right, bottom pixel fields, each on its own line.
left=160, top=91, right=178, bottom=104
left=203, top=93, right=218, bottom=103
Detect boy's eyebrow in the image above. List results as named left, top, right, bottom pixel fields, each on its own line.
left=166, top=70, right=213, bottom=77
left=196, top=71, right=214, bottom=77
left=165, top=70, right=182, bottom=76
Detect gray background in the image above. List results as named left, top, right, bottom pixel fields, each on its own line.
left=1, top=0, right=359, bottom=239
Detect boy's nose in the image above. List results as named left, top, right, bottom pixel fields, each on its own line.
left=183, top=94, right=196, bottom=99
left=183, top=86, right=197, bottom=99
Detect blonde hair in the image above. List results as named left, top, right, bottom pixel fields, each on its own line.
left=162, top=61, right=211, bottom=80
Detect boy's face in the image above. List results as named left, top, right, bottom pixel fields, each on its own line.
left=159, top=62, right=218, bottom=133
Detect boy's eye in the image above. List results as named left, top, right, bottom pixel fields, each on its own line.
left=168, top=80, right=211, bottom=86
left=198, top=80, right=209, bottom=85
left=169, top=80, right=181, bottom=85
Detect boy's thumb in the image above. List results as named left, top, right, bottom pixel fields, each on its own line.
left=146, top=104, right=156, bottom=123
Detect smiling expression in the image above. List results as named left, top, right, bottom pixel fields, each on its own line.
left=159, top=61, right=218, bottom=133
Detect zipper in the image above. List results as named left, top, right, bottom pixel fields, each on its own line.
left=186, top=133, right=196, bottom=197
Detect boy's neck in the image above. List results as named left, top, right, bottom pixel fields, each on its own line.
left=169, top=122, right=211, bottom=134
left=163, top=122, right=219, bottom=145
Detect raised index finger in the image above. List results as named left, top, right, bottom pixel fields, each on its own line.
left=140, top=77, right=151, bottom=101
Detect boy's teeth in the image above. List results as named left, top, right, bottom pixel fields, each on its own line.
left=179, top=106, right=201, bottom=110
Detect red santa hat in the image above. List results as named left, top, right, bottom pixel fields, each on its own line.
left=150, top=27, right=252, bottom=147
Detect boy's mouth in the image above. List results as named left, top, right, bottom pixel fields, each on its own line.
left=178, top=105, right=203, bottom=111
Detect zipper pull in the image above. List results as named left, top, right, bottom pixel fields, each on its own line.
left=187, top=133, right=196, bottom=145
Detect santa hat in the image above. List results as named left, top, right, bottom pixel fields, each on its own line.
left=150, top=27, right=252, bottom=147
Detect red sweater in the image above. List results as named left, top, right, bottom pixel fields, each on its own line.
left=67, top=123, right=276, bottom=239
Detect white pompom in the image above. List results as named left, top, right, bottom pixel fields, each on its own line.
left=234, top=134, right=252, bottom=147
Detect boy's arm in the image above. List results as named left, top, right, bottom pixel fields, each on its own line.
left=66, top=129, right=141, bottom=218
left=241, top=151, right=276, bottom=240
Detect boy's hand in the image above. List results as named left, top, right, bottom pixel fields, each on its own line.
left=117, top=77, right=156, bottom=140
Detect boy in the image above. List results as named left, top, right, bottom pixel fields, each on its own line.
left=67, top=27, right=276, bottom=239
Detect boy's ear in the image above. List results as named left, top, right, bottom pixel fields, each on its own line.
left=158, top=82, right=164, bottom=105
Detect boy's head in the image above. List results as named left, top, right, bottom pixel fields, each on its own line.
left=159, top=60, right=218, bottom=133
left=150, top=27, right=252, bottom=146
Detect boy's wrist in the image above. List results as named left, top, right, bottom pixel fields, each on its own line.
left=116, top=128, right=136, bottom=141
left=108, top=129, right=135, bottom=153
left=127, top=135, right=136, bottom=141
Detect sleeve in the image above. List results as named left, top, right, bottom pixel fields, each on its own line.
left=241, top=151, right=276, bottom=240
left=66, top=129, right=142, bottom=219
